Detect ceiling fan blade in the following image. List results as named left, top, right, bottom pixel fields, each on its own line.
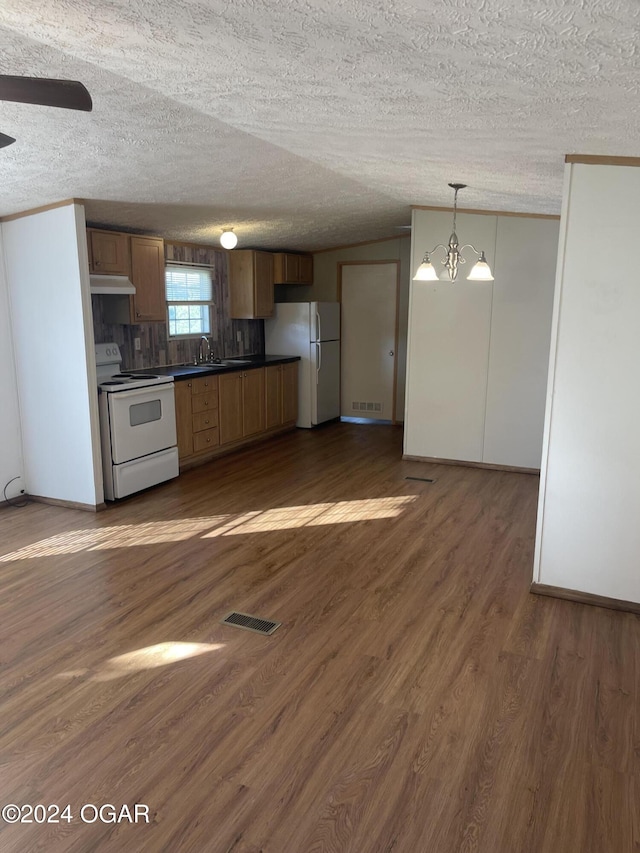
left=0, top=132, right=16, bottom=148
left=0, top=76, right=92, bottom=111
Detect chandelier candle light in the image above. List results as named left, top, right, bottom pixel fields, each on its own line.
left=413, top=183, right=494, bottom=283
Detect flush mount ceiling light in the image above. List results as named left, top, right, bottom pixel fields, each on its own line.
left=220, top=229, right=238, bottom=250
left=413, top=183, right=494, bottom=283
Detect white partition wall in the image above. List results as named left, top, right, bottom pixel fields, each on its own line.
left=3, top=203, right=102, bottom=507
left=534, top=160, right=640, bottom=604
left=483, top=217, right=559, bottom=468
left=404, top=207, right=558, bottom=469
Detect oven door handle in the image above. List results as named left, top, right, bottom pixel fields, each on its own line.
left=101, top=384, right=174, bottom=400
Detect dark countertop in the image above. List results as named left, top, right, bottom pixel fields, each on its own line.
left=131, top=354, right=300, bottom=381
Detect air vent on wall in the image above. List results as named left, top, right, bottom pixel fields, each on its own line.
left=351, top=401, right=383, bottom=413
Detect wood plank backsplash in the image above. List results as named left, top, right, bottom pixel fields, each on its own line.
left=92, top=242, right=264, bottom=370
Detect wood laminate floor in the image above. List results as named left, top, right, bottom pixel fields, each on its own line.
left=0, top=423, right=638, bottom=852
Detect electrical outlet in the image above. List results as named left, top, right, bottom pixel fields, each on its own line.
left=236, top=331, right=242, bottom=343
left=134, top=337, right=141, bottom=351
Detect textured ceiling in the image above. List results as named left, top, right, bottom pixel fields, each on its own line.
left=1, top=0, right=639, bottom=251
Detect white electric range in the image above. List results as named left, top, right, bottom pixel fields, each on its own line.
left=96, top=343, right=179, bottom=500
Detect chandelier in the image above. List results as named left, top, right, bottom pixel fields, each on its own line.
left=413, top=183, right=494, bottom=282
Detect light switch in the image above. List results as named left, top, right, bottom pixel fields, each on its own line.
left=134, top=337, right=141, bottom=351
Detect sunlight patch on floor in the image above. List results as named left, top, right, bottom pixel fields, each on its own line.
left=202, top=496, right=417, bottom=536
left=0, top=518, right=225, bottom=561
left=57, top=641, right=224, bottom=681
left=0, top=496, right=417, bottom=560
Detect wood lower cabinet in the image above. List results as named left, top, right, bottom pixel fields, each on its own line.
left=219, top=368, right=265, bottom=444
left=242, top=369, right=266, bottom=436
left=266, top=362, right=299, bottom=428
left=218, top=372, right=244, bottom=445
left=265, top=366, right=281, bottom=430
left=175, top=381, right=194, bottom=458
left=175, top=375, right=219, bottom=462
left=281, top=362, right=298, bottom=423
left=177, top=363, right=298, bottom=468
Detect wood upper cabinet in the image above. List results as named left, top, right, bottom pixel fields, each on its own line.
left=229, top=250, right=274, bottom=319
left=130, top=236, right=166, bottom=322
left=273, top=252, right=313, bottom=285
left=89, top=228, right=166, bottom=325
left=88, top=229, right=130, bottom=275
left=265, top=362, right=298, bottom=428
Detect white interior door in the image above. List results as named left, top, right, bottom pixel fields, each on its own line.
left=340, top=263, right=397, bottom=421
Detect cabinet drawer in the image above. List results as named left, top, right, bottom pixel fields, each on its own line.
left=193, top=427, right=219, bottom=452
left=193, top=411, right=219, bottom=432
left=192, top=393, right=218, bottom=414
left=192, top=376, right=218, bottom=395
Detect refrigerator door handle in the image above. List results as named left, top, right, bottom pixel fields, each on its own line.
left=315, top=309, right=321, bottom=343
left=316, top=342, right=322, bottom=384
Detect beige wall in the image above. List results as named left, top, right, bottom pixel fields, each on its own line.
left=275, top=236, right=410, bottom=421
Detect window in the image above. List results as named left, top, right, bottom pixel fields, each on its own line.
left=165, top=265, right=213, bottom=337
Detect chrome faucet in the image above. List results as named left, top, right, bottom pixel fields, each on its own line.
left=199, top=336, right=212, bottom=363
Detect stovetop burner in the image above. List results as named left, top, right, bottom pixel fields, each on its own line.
left=112, top=373, right=160, bottom=380
left=95, top=344, right=173, bottom=391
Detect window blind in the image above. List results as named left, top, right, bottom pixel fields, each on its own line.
left=165, top=266, right=212, bottom=302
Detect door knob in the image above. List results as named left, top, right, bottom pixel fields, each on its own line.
left=389, top=350, right=394, bottom=356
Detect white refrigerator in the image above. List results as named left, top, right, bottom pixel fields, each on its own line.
left=265, top=302, right=340, bottom=428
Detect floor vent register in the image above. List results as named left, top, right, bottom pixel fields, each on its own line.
left=221, top=611, right=281, bottom=635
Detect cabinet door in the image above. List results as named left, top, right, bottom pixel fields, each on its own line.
left=242, top=368, right=266, bottom=436
left=219, top=372, right=244, bottom=444
left=229, top=250, right=254, bottom=318
left=274, top=253, right=300, bottom=284
left=285, top=254, right=301, bottom=283
left=281, top=362, right=298, bottom=424
left=265, top=365, right=281, bottom=429
left=175, top=381, right=194, bottom=459
left=254, top=252, right=274, bottom=318
left=89, top=230, right=130, bottom=274
left=298, top=254, right=313, bottom=284
left=131, top=236, right=166, bottom=322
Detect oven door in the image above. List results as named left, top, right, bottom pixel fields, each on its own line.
left=106, top=384, right=177, bottom=464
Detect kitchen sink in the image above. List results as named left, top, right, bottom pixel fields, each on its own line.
left=173, top=359, right=253, bottom=370
left=178, top=362, right=216, bottom=370
left=177, top=363, right=220, bottom=370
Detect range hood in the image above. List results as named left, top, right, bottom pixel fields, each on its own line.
left=90, top=274, right=136, bottom=295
